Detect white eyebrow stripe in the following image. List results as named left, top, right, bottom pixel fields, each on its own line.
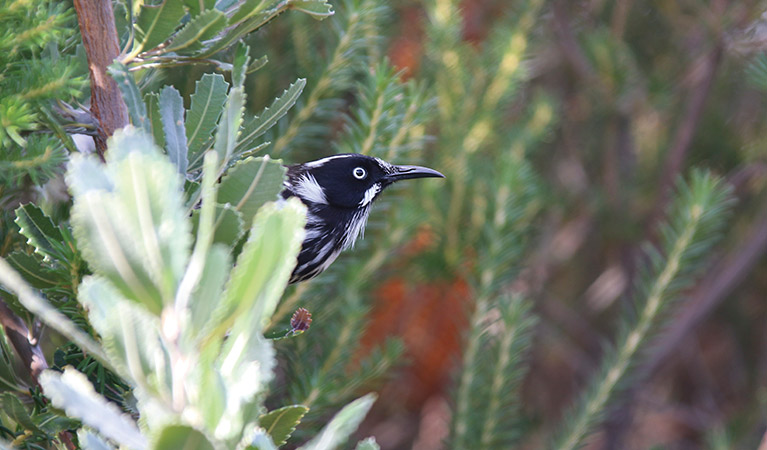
left=304, top=154, right=355, bottom=168
left=294, top=173, right=328, bottom=205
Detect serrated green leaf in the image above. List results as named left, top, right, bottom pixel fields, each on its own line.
left=212, top=86, right=245, bottom=168
left=191, top=203, right=244, bottom=246
left=0, top=258, right=111, bottom=371
left=194, top=1, right=286, bottom=58
left=183, top=0, right=216, bottom=16
left=232, top=42, right=250, bottom=88
left=259, top=405, right=309, bottom=447
left=746, top=54, right=767, bottom=92
left=213, top=329, right=275, bottom=441
left=354, top=438, right=379, bottom=450
left=248, top=55, right=268, bottom=73
left=242, top=427, right=278, bottom=450
left=78, top=429, right=114, bottom=450
left=236, top=79, right=305, bottom=154
left=159, top=86, right=189, bottom=175
left=35, top=411, right=81, bottom=435
left=66, top=153, right=113, bottom=193
left=188, top=244, right=231, bottom=335
left=1, top=392, right=41, bottom=433
left=165, top=9, right=228, bottom=54
left=68, top=127, right=190, bottom=313
left=133, top=0, right=186, bottom=53
left=104, top=124, right=159, bottom=162
left=39, top=368, right=148, bottom=450
left=145, top=93, right=165, bottom=149
left=199, top=203, right=304, bottom=437
left=217, top=156, right=286, bottom=226
left=289, top=0, right=334, bottom=19
left=79, top=276, right=169, bottom=393
left=5, top=252, right=61, bottom=289
left=14, top=203, right=65, bottom=261
left=298, top=394, right=377, bottom=450
left=152, top=425, right=216, bottom=450
left=109, top=62, right=150, bottom=133
left=195, top=361, right=226, bottom=438
left=229, top=0, right=269, bottom=24
left=0, top=331, right=24, bottom=391
left=186, top=74, right=229, bottom=170
left=209, top=198, right=305, bottom=339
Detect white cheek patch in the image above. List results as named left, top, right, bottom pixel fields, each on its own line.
left=294, top=174, right=328, bottom=205
left=359, top=183, right=382, bottom=207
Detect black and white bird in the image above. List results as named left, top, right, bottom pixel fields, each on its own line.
left=282, top=153, right=444, bottom=283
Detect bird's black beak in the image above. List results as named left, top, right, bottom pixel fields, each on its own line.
left=386, top=164, right=445, bottom=182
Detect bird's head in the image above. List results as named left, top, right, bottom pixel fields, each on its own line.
left=287, top=154, right=444, bottom=209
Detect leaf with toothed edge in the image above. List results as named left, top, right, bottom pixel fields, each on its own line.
left=190, top=203, right=245, bottom=247
left=78, top=430, right=113, bottom=450
left=212, top=44, right=249, bottom=168
left=355, top=437, right=380, bottom=450
left=186, top=74, right=229, bottom=171
left=14, top=203, right=67, bottom=261
left=153, top=424, right=216, bottom=450
left=188, top=244, right=231, bottom=334
left=248, top=55, right=269, bottom=73
left=236, top=79, right=306, bottom=154
left=193, top=1, right=291, bottom=58
left=133, top=0, right=185, bottom=53
left=145, top=92, right=165, bottom=149
left=289, top=0, right=334, bottom=19
left=165, top=9, right=228, bottom=54
left=213, top=87, right=246, bottom=168
left=229, top=0, right=271, bottom=25
left=207, top=198, right=306, bottom=340
left=197, top=201, right=306, bottom=440
left=259, top=405, right=309, bottom=447
left=159, top=85, right=189, bottom=175
left=183, top=0, right=216, bottom=16
left=5, top=252, right=61, bottom=289
left=1, top=393, right=41, bottom=433
left=79, top=275, right=167, bottom=383
left=67, top=127, right=190, bottom=314
left=217, top=156, right=286, bottom=227
left=232, top=42, right=250, bottom=88
left=39, top=368, right=148, bottom=450
left=298, top=394, right=377, bottom=450
left=109, top=62, right=150, bottom=133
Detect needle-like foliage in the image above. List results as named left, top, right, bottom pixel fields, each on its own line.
left=552, top=171, right=735, bottom=450
left=0, top=0, right=84, bottom=191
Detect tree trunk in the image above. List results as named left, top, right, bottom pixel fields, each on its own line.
left=73, top=0, right=129, bottom=158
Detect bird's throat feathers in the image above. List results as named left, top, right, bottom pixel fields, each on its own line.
left=304, top=202, right=372, bottom=251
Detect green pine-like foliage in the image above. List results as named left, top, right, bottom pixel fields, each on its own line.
left=552, top=171, right=735, bottom=450
left=0, top=0, right=84, bottom=190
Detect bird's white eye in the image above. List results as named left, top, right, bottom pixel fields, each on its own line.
left=353, top=167, right=367, bottom=179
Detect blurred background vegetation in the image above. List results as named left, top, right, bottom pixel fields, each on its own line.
left=312, top=0, right=767, bottom=448
left=1, top=0, right=767, bottom=448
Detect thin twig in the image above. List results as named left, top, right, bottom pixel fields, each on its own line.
left=551, top=2, right=596, bottom=81
left=0, top=300, right=48, bottom=386
left=650, top=44, right=723, bottom=229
